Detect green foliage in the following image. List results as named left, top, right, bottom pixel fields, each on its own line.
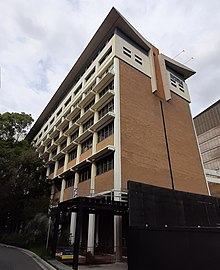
left=0, top=214, right=52, bottom=258
left=0, top=112, right=33, bottom=141
left=0, top=112, right=50, bottom=236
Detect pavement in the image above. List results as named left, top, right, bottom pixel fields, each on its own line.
left=0, top=243, right=55, bottom=270
left=48, top=259, right=127, bottom=270
left=0, top=243, right=127, bottom=270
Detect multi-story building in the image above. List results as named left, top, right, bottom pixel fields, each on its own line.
left=194, top=100, right=220, bottom=196
left=27, top=7, right=209, bottom=256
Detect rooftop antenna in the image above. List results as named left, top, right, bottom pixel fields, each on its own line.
left=184, top=57, right=194, bottom=65
left=173, top=50, right=185, bottom=59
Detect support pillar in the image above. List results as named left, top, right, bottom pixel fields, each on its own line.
left=70, top=212, right=77, bottom=245
left=87, top=214, right=96, bottom=256
left=73, top=199, right=83, bottom=270
left=59, top=178, right=66, bottom=203
left=114, top=215, right=122, bottom=262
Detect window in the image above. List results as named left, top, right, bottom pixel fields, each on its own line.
left=71, top=129, right=79, bottom=141
left=47, top=141, right=51, bottom=149
left=99, top=81, right=114, bottom=98
left=135, top=54, right=142, bottom=65
left=57, top=108, right=62, bottom=117
left=74, top=84, right=82, bottom=96
left=60, top=140, right=67, bottom=150
left=98, top=122, right=114, bottom=142
left=66, top=174, right=75, bottom=188
left=49, top=164, right=55, bottom=175
left=50, top=118, right=55, bottom=125
left=84, top=99, right=95, bottom=112
left=63, top=124, right=69, bottom=134
left=79, top=166, right=91, bottom=182
left=38, top=133, right=42, bottom=139
left=44, top=125, right=48, bottom=132
left=52, top=148, right=57, bottom=158
left=65, top=97, right=72, bottom=107
left=58, top=157, right=65, bottom=168
left=64, top=109, right=71, bottom=118
left=69, top=148, right=77, bottom=161
left=81, top=137, right=93, bottom=153
left=96, top=154, right=114, bottom=175
left=85, top=67, right=95, bottom=82
left=83, top=117, right=94, bottom=132
left=72, top=113, right=80, bottom=124
left=123, top=47, right=131, bottom=58
left=99, top=47, right=112, bottom=66
left=98, top=100, right=114, bottom=119
left=54, top=134, right=59, bottom=143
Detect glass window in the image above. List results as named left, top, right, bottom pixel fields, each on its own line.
left=96, top=154, right=114, bottom=175
left=71, top=129, right=79, bottom=141
left=58, top=157, right=65, bottom=168
left=69, top=148, right=77, bottom=161
left=83, top=117, right=94, bottom=132
left=79, top=166, right=91, bottom=182
left=98, top=100, right=114, bottom=119
left=60, top=140, right=67, bottom=150
left=81, top=137, right=93, bottom=153
left=84, top=99, right=95, bottom=112
left=99, top=81, right=114, bottom=98
left=98, top=122, right=114, bottom=142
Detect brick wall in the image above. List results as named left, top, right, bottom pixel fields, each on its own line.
left=119, top=59, right=208, bottom=195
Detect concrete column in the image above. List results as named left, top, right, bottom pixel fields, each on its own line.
left=113, top=57, right=122, bottom=199
left=59, top=178, right=66, bottom=203
left=87, top=214, right=95, bottom=255
left=74, top=172, right=79, bottom=196
left=70, top=212, right=77, bottom=244
left=76, top=144, right=82, bottom=164
left=92, top=128, right=98, bottom=154
left=90, top=163, right=96, bottom=195
left=114, top=215, right=122, bottom=262
left=78, top=124, right=83, bottom=136
left=95, top=214, right=99, bottom=248
left=64, top=153, right=69, bottom=171
left=54, top=160, right=59, bottom=177
left=46, top=166, right=50, bottom=177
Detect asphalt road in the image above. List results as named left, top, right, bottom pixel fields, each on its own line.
left=0, top=245, right=47, bottom=270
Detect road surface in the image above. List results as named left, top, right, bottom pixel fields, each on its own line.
left=0, top=244, right=53, bottom=270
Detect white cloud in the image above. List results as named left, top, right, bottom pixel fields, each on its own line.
left=0, top=0, right=219, bottom=120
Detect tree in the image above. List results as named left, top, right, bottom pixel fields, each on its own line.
left=0, top=112, right=49, bottom=235
left=0, top=112, right=33, bottom=141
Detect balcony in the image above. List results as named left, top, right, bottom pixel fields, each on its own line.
left=56, top=118, right=69, bottom=131
left=47, top=143, right=57, bottom=153
left=37, top=143, right=45, bottom=153
left=40, top=150, right=49, bottom=160
left=55, top=133, right=67, bottom=145
left=92, top=90, right=114, bottom=111
left=65, top=122, right=79, bottom=135
left=78, top=91, right=95, bottom=108
left=75, top=129, right=93, bottom=144
left=76, top=109, right=94, bottom=125
left=53, top=151, right=65, bottom=161
left=93, top=69, right=114, bottom=93
left=88, top=145, right=115, bottom=162
left=62, top=141, right=77, bottom=153
left=43, top=134, right=52, bottom=146
left=66, top=106, right=81, bottom=121
left=90, top=112, right=115, bottom=132
left=50, top=127, right=59, bottom=139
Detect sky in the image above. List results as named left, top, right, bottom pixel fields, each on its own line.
left=0, top=0, right=219, bottom=121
